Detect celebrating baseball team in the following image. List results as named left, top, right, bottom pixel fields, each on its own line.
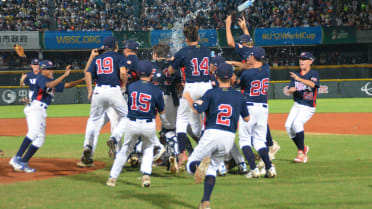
left=8, top=15, right=320, bottom=209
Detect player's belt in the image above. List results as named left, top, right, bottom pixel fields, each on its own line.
left=128, top=117, right=153, bottom=123
left=33, top=100, right=48, bottom=109
left=96, top=84, right=119, bottom=88
left=186, top=80, right=210, bottom=83
left=246, top=102, right=267, bottom=108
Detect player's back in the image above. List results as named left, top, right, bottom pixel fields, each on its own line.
left=203, top=87, right=246, bottom=133
left=127, top=80, right=164, bottom=119
left=172, top=45, right=211, bottom=83
left=88, top=51, right=125, bottom=86
left=240, top=64, right=270, bottom=104
left=152, top=59, right=180, bottom=93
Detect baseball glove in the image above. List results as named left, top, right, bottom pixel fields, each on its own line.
left=13, top=44, right=26, bottom=58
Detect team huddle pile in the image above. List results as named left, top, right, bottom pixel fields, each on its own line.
left=8, top=16, right=319, bottom=209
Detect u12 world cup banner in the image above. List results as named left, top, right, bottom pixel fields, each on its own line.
left=254, top=27, right=322, bottom=46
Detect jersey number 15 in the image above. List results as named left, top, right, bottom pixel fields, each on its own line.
left=130, top=92, right=152, bottom=112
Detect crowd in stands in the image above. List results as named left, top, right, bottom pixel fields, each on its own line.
left=1, top=0, right=371, bottom=31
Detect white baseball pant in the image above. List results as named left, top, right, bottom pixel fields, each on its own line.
left=186, top=129, right=235, bottom=177
left=24, top=100, right=48, bottom=148
left=285, top=102, right=315, bottom=138
left=110, top=118, right=156, bottom=178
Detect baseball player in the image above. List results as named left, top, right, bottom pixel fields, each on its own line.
left=106, top=60, right=165, bottom=187
left=123, top=40, right=140, bottom=84
left=19, top=58, right=40, bottom=102
left=168, top=25, right=212, bottom=173
left=231, top=46, right=277, bottom=178
left=210, top=55, right=248, bottom=175
left=9, top=60, right=84, bottom=173
left=151, top=44, right=181, bottom=167
left=82, top=36, right=128, bottom=166
left=185, top=63, right=249, bottom=209
left=285, top=52, right=319, bottom=163
left=226, top=15, right=280, bottom=161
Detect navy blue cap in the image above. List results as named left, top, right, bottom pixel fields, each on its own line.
left=241, top=47, right=253, bottom=60
left=103, top=36, right=117, bottom=49
left=39, top=60, right=56, bottom=70
left=239, top=34, right=253, bottom=44
left=31, top=58, right=39, bottom=65
left=210, top=56, right=225, bottom=66
left=299, top=52, right=314, bottom=60
left=137, top=60, right=153, bottom=76
left=123, top=40, right=138, bottom=50
left=250, top=46, right=265, bottom=60
left=216, top=63, right=234, bottom=79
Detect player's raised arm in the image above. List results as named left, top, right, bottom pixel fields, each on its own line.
left=289, top=72, right=316, bottom=88
left=20, top=73, right=27, bottom=87
left=84, top=49, right=100, bottom=73
left=225, top=15, right=235, bottom=47
left=46, top=65, right=71, bottom=89
left=238, top=16, right=250, bottom=36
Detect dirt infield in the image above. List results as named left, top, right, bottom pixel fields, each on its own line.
left=0, top=158, right=105, bottom=184
left=1, top=113, right=371, bottom=136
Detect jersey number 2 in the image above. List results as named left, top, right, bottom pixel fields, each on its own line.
left=96, top=57, right=113, bottom=74
left=216, top=104, right=232, bottom=126
left=250, top=78, right=269, bottom=96
left=131, top=92, right=151, bottom=112
left=191, top=57, right=209, bottom=76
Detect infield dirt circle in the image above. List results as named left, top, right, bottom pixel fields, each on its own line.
left=1, top=113, right=371, bottom=184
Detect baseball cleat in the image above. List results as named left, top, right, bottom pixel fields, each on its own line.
left=259, top=167, right=266, bottom=177
left=106, top=138, right=117, bottom=160
left=106, top=177, right=117, bottom=187
left=294, top=150, right=308, bottom=163
left=217, top=163, right=227, bottom=176
left=269, top=140, right=280, bottom=160
left=256, top=159, right=265, bottom=168
left=177, top=151, right=188, bottom=172
left=194, top=156, right=211, bottom=184
left=81, top=145, right=92, bottom=164
left=237, top=162, right=248, bottom=174
left=265, top=166, right=277, bottom=178
left=76, top=158, right=94, bottom=168
left=169, top=155, right=178, bottom=174
left=9, top=156, right=22, bottom=171
left=304, top=145, right=310, bottom=154
left=128, top=153, right=139, bottom=167
left=246, top=168, right=260, bottom=179
left=18, top=162, right=36, bottom=173
left=142, top=175, right=151, bottom=188
left=198, top=201, right=211, bottom=209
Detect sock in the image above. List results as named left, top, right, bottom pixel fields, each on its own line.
left=185, top=135, right=194, bottom=154
left=258, top=148, right=272, bottom=169
left=177, top=133, right=187, bottom=153
left=188, top=161, right=200, bottom=173
left=16, top=137, right=32, bottom=157
left=291, top=135, right=300, bottom=149
left=201, top=175, right=216, bottom=202
left=266, top=125, right=273, bottom=147
left=21, top=144, right=39, bottom=163
left=296, top=131, right=305, bottom=151
left=143, top=172, right=151, bottom=176
left=242, top=146, right=256, bottom=170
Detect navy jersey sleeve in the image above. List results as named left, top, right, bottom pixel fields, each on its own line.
left=119, top=55, right=127, bottom=68
left=240, top=95, right=249, bottom=118
left=171, top=50, right=184, bottom=69
left=55, top=82, right=65, bottom=92
left=155, top=89, right=165, bottom=113
left=310, top=71, right=320, bottom=88
left=193, top=90, right=211, bottom=113
left=288, top=76, right=295, bottom=88
left=87, top=58, right=97, bottom=79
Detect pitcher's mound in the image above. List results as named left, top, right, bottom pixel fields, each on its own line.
left=0, top=158, right=105, bottom=184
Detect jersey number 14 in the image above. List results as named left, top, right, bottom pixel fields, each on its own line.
left=191, top=57, right=209, bottom=76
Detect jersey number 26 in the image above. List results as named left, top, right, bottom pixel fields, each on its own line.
left=250, top=78, right=269, bottom=96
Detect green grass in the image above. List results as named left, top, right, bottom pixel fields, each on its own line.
left=1, top=98, right=372, bottom=209
left=1, top=132, right=372, bottom=209
left=1, top=98, right=371, bottom=119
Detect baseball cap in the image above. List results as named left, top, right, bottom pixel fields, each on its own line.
left=102, top=36, right=117, bottom=49
left=123, top=40, right=139, bottom=50
left=299, top=52, right=314, bottom=60
left=210, top=56, right=225, bottom=66
left=239, top=34, right=253, bottom=44
left=137, top=60, right=153, bottom=76
left=250, top=46, right=265, bottom=60
left=31, top=58, right=39, bottom=65
left=39, top=60, right=56, bottom=70
left=241, top=47, right=253, bottom=60
left=216, top=63, right=234, bottom=79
